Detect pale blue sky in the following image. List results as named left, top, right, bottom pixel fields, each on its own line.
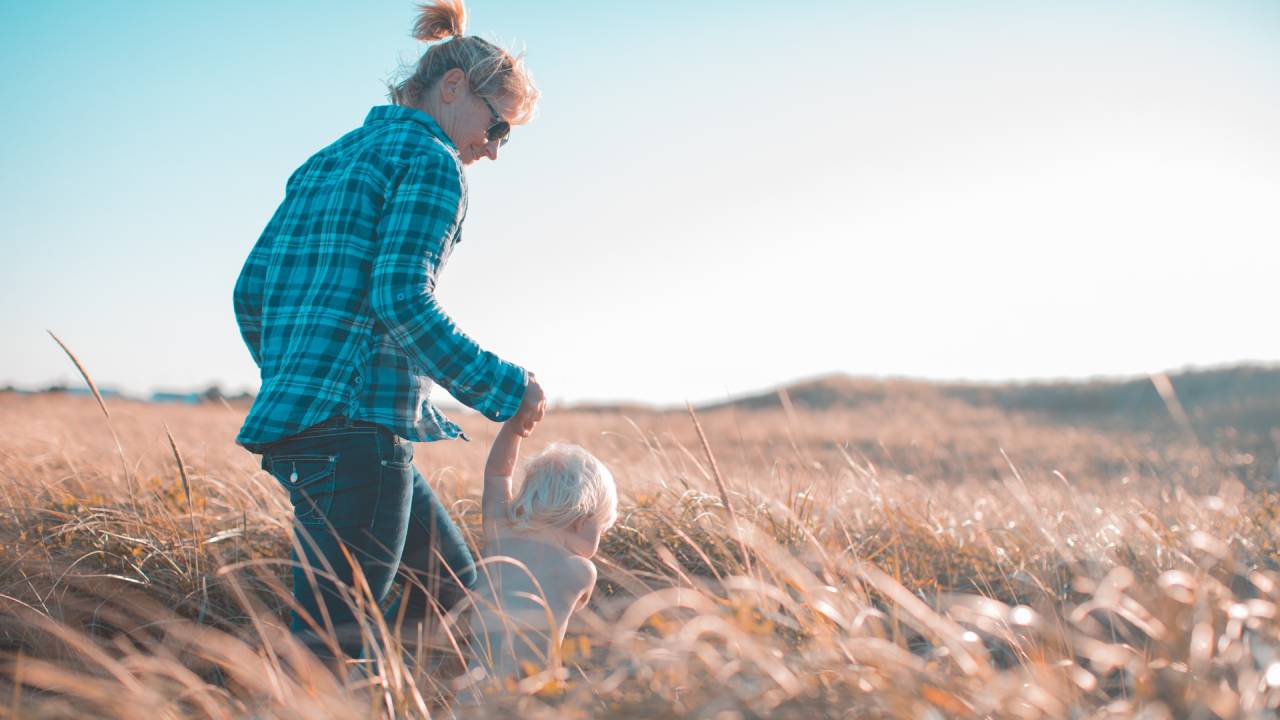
left=2, top=1, right=1278, bottom=406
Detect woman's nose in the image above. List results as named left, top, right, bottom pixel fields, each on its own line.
left=482, top=139, right=501, bottom=161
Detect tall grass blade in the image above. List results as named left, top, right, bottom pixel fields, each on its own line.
left=45, top=330, right=110, bottom=422
left=1150, top=371, right=1198, bottom=443
left=163, top=423, right=201, bottom=578
left=46, top=329, right=137, bottom=513
left=687, top=403, right=753, bottom=578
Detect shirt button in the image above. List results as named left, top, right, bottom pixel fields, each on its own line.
left=396, top=293, right=405, bottom=301
left=354, top=375, right=364, bottom=384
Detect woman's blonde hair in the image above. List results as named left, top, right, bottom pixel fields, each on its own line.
left=510, top=444, right=618, bottom=531
left=388, top=0, right=539, bottom=124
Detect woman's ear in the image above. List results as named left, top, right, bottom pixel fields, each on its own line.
left=438, top=67, right=467, bottom=104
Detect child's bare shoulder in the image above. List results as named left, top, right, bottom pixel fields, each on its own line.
left=483, top=514, right=514, bottom=535
left=479, top=522, right=519, bottom=556
left=565, top=555, right=596, bottom=590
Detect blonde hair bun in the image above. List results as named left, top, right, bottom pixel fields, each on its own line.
left=413, top=0, right=467, bottom=42
left=390, top=0, right=540, bottom=125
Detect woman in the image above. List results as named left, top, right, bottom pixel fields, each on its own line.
left=231, top=0, right=545, bottom=671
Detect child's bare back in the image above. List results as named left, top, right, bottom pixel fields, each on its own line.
left=470, top=524, right=596, bottom=676
left=464, top=419, right=616, bottom=686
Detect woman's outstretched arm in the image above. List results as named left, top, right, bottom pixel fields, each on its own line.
left=369, top=151, right=529, bottom=423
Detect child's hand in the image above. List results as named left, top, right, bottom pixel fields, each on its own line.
left=512, top=376, right=546, bottom=437
left=484, top=379, right=542, bottom=522
left=499, top=415, right=525, bottom=438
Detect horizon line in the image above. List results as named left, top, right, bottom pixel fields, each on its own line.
left=6, top=358, right=1278, bottom=410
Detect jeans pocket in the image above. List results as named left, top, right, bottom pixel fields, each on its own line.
left=267, top=453, right=338, bottom=528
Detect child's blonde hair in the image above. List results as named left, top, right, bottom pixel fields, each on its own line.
left=510, top=444, right=617, bottom=531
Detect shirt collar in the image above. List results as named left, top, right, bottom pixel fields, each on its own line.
left=363, top=105, right=457, bottom=151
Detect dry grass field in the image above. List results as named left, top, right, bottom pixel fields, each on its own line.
left=2, top=387, right=1279, bottom=719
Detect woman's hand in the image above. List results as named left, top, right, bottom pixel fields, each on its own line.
left=512, top=375, right=545, bottom=437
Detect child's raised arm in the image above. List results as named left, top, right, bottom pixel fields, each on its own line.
left=482, top=419, right=523, bottom=533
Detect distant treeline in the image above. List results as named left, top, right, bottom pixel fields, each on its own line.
left=3, top=384, right=254, bottom=405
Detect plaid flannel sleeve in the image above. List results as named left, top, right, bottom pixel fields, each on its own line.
left=232, top=242, right=268, bottom=367
left=369, top=152, right=528, bottom=422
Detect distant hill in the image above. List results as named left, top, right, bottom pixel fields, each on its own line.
left=944, top=365, right=1280, bottom=438
left=697, top=364, right=1280, bottom=442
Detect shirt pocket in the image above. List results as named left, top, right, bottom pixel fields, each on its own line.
left=266, top=453, right=338, bottom=528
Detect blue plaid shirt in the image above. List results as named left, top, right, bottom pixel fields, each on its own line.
left=233, top=105, right=529, bottom=447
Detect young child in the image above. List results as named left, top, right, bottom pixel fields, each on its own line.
left=465, top=417, right=618, bottom=685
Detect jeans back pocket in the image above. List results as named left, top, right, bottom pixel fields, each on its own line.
left=267, top=453, right=338, bottom=528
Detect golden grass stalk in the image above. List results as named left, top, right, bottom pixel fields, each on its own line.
left=686, top=403, right=753, bottom=579
left=163, top=423, right=202, bottom=579
left=46, top=329, right=137, bottom=513
left=2, top=394, right=1278, bottom=718
left=1150, top=371, right=1197, bottom=442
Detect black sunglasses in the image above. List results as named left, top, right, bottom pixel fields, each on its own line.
left=478, top=95, right=511, bottom=147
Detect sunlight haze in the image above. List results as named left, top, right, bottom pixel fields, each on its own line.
left=2, top=0, right=1276, bottom=406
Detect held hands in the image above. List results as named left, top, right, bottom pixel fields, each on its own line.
left=485, top=377, right=539, bottom=479
left=485, top=379, right=541, bottom=520
left=510, top=374, right=545, bottom=437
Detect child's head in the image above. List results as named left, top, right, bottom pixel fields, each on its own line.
left=509, top=443, right=617, bottom=557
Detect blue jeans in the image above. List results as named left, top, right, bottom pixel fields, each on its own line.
left=253, top=417, right=477, bottom=665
